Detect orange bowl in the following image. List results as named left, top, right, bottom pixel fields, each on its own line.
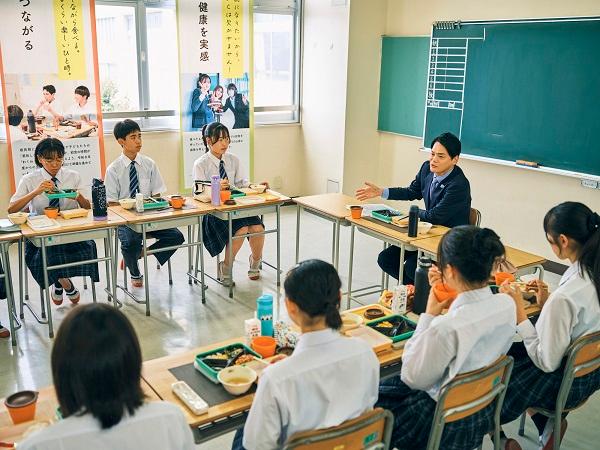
left=495, top=272, right=515, bottom=286
left=432, top=282, right=458, bottom=303
left=220, top=190, right=232, bottom=202
left=5, top=390, right=38, bottom=424
left=44, top=207, right=59, bottom=219
left=169, top=196, right=185, bottom=209
left=251, top=336, right=276, bottom=358
left=350, top=206, right=363, bottom=219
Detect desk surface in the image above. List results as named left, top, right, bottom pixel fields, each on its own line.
left=294, top=193, right=362, bottom=219
left=110, top=199, right=214, bottom=224
left=0, top=381, right=160, bottom=444
left=348, top=217, right=449, bottom=245
left=209, top=191, right=289, bottom=213
left=20, top=210, right=127, bottom=238
left=413, top=235, right=546, bottom=269
left=0, top=232, right=22, bottom=243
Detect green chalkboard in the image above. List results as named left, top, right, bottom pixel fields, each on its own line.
left=378, top=36, right=430, bottom=137
left=423, top=18, right=600, bottom=176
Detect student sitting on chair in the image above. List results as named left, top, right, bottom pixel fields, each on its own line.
left=19, top=303, right=194, bottom=450
left=193, top=122, right=267, bottom=286
left=377, top=226, right=516, bottom=450
left=104, top=119, right=184, bottom=288
left=355, top=132, right=471, bottom=285
left=8, top=138, right=99, bottom=305
left=232, top=259, right=380, bottom=450
left=499, top=202, right=600, bottom=450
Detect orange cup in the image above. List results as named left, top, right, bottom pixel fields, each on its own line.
left=251, top=336, right=277, bottom=358
left=350, top=206, right=363, bottom=219
left=169, top=196, right=185, bottom=209
left=220, top=190, right=232, bottom=203
left=495, top=272, right=515, bottom=286
left=5, top=390, right=38, bottom=424
left=44, top=207, right=59, bottom=219
left=432, top=282, right=458, bottom=303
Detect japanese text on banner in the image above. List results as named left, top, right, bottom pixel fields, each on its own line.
left=53, top=0, right=86, bottom=79
left=222, top=0, right=243, bottom=77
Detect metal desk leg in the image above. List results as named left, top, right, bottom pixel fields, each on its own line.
left=228, top=214, right=234, bottom=299
left=23, top=241, right=29, bottom=302
left=380, top=242, right=387, bottom=290
left=398, top=244, right=406, bottom=285
left=276, top=204, right=281, bottom=288
left=112, top=228, right=121, bottom=308
left=40, top=238, right=54, bottom=338
left=295, top=205, right=301, bottom=264
left=334, top=220, right=341, bottom=270
left=142, top=224, right=151, bottom=316
left=331, top=223, right=336, bottom=264
left=1, top=247, right=17, bottom=346
left=199, top=219, right=206, bottom=304
left=18, top=239, right=24, bottom=319
left=194, top=224, right=201, bottom=284
left=347, top=224, right=355, bottom=309
left=104, top=234, right=112, bottom=302
left=187, top=226, right=193, bottom=285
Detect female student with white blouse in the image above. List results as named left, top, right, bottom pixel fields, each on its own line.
left=500, top=202, right=600, bottom=450
left=193, top=122, right=267, bottom=286
left=377, top=226, right=517, bottom=450
left=8, top=138, right=99, bottom=304
left=232, top=259, right=380, bottom=450
left=19, top=304, right=194, bottom=450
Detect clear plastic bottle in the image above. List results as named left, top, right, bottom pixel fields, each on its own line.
left=135, top=192, right=144, bottom=213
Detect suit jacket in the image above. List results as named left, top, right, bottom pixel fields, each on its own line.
left=388, top=161, right=471, bottom=227
left=223, top=94, right=249, bottom=129
left=191, top=88, right=214, bottom=129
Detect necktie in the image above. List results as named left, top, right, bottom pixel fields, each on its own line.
left=129, top=161, right=139, bottom=198
left=49, top=177, right=60, bottom=209
left=429, top=178, right=439, bottom=203
left=219, top=160, right=228, bottom=181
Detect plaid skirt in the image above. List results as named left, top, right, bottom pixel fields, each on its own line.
left=202, top=215, right=264, bottom=257
left=377, top=376, right=493, bottom=450
left=25, top=240, right=100, bottom=287
left=501, top=342, right=600, bottom=424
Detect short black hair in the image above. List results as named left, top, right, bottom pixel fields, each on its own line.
left=52, top=304, right=145, bottom=429
left=227, top=83, right=238, bottom=94
left=113, top=119, right=141, bottom=141
left=198, top=73, right=211, bottom=85
left=34, top=138, right=65, bottom=167
left=43, top=84, right=56, bottom=95
left=202, top=122, right=230, bottom=152
left=438, top=225, right=505, bottom=286
left=431, top=132, right=461, bottom=158
left=74, top=85, right=90, bottom=98
left=284, top=259, right=342, bottom=329
left=7, top=105, right=24, bottom=126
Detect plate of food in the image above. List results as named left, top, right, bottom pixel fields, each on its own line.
left=194, top=343, right=262, bottom=384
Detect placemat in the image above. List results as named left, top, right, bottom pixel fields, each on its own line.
left=132, top=204, right=198, bottom=216
left=169, top=363, right=256, bottom=406
left=363, top=216, right=408, bottom=233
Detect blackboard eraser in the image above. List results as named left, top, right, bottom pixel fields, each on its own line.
left=516, top=160, right=539, bottom=168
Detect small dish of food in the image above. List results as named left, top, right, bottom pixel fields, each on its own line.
left=217, top=366, right=257, bottom=395
left=119, top=198, right=136, bottom=209
left=8, top=212, right=29, bottom=225
left=249, top=183, right=267, bottom=193
left=340, top=312, right=363, bottom=332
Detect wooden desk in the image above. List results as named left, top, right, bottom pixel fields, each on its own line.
left=109, top=199, right=214, bottom=315
left=0, top=381, right=160, bottom=446
left=19, top=211, right=126, bottom=338
left=293, top=193, right=361, bottom=270
left=141, top=336, right=403, bottom=444
left=0, top=232, right=22, bottom=346
left=345, top=216, right=449, bottom=308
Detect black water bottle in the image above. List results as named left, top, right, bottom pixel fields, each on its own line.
left=91, top=178, right=107, bottom=220
left=412, top=257, right=432, bottom=314
left=408, top=205, right=419, bottom=237
left=27, top=109, right=36, bottom=133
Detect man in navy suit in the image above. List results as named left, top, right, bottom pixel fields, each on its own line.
left=355, top=132, right=471, bottom=284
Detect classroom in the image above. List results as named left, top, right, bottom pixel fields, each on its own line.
left=0, top=0, right=599, bottom=449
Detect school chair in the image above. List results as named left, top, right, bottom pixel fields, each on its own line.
left=470, top=208, right=482, bottom=227
left=427, top=355, right=514, bottom=450
left=283, top=407, right=394, bottom=450
left=517, top=331, right=600, bottom=449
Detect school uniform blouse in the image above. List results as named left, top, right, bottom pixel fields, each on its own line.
left=242, top=328, right=380, bottom=450
left=10, top=167, right=85, bottom=214
left=192, top=151, right=249, bottom=188
left=518, top=262, right=600, bottom=373
left=104, top=153, right=166, bottom=202
left=19, top=401, right=194, bottom=450
left=401, top=287, right=516, bottom=400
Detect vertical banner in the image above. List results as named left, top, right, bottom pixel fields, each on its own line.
left=0, top=0, right=105, bottom=192
left=177, top=0, right=252, bottom=189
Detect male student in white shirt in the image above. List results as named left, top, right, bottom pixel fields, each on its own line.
left=7, top=105, right=27, bottom=143
left=104, top=119, right=184, bottom=288
left=33, top=84, right=63, bottom=122
left=65, top=85, right=97, bottom=126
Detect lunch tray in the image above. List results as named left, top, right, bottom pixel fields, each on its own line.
left=371, top=209, right=403, bottom=224
left=230, top=189, right=247, bottom=199
left=143, top=198, right=169, bottom=210
left=194, top=342, right=262, bottom=384
left=366, top=314, right=417, bottom=343
left=45, top=190, right=77, bottom=200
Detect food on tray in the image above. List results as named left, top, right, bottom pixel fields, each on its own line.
left=378, top=290, right=394, bottom=308
left=234, top=354, right=256, bottom=365
left=392, top=217, right=409, bottom=227
left=369, top=316, right=416, bottom=339
left=340, top=312, right=362, bottom=332
left=377, top=321, right=393, bottom=328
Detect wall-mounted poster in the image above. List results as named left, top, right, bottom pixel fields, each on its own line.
left=0, top=0, right=105, bottom=191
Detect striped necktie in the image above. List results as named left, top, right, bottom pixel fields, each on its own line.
left=219, top=160, right=228, bottom=181
left=429, top=178, right=440, bottom=203
left=129, top=161, right=139, bottom=198
left=49, top=177, right=60, bottom=209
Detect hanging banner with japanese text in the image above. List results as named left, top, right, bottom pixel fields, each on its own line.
left=177, top=0, right=252, bottom=189
left=0, top=0, right=105, bottom=192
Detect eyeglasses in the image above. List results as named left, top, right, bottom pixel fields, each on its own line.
left=41, top=157, right=64, bottom=164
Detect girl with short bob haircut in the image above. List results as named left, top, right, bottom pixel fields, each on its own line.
left=233, top=259, right=379, bottom=450
left=192, top=122, right=267, bottom=286
left=378, top=225, right=516, bottom=450
left=500, top=202, right=600, bottom=449
left=20, top=304, right=194, bottom=450
left=8, top=138, right=99, bottom=305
